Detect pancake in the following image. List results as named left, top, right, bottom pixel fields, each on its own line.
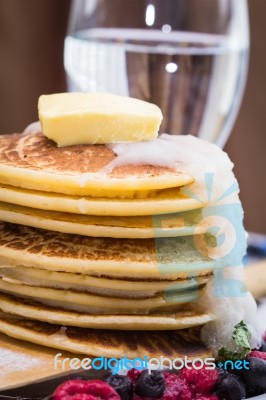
left=0, top=184, right=203, bottom=217
left=0, top=293, right=214, bottom=330
left=0, top=222, right=218, bottom=278
left=0, top=277, right=204, bottom=314
left=0, top=132, right=194, bottom=195
left=0, top=312, right=213, bottom=358
left=0, top=266, right=211, bottom=298
left=0, top=201, right=208, bottom=238
left=89, top=270, right=213, bottom=280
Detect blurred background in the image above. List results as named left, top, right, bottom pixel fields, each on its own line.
left=0, top=0, right=265, bottom=234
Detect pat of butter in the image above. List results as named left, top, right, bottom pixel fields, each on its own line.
left=38, top=93, right=163, bottom=146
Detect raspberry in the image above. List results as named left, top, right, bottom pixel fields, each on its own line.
left=132, top=395, right=142, bottom=400
left=52, top=379, right=120, bottom=400
left=127, top=368, right=142, bottom=384
left=248, top=350, right=266, bottom=360
left=162, top=373, right=193, bottom=400
left=195, top=395, right=219, bottom=400
left=67, top=396, right=95, bottom=400
left=180, top=366, right=219, bottom=394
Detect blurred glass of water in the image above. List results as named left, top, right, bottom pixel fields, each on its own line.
left=64, top=0, right=249, bottom=147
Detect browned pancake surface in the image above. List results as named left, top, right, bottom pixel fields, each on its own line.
left=0, top=222, right=212, bottom=267
left=65, top=327, right=208, bottom=358
left=0, top=132, right=182, bottom=178
left=0, top=222, right=156, bottom=263
left=0, top=312, right=211, bottom=359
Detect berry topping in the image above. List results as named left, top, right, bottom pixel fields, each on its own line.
left=135, top=370, right=165, bottom=398
left=179, top=365, right=219, bottom=394
left=107, top=374, right=133, bottom=400
left=162, top=373, right=193, bottom=400
left=52, top=379, right=120, bottom=400
left=214, top=373, right=246, bottom=400
left=259, top=339, right=266, bottom=352
left=195, top=395, right=219, bottom=400
left=237, top=357, right=266, bottom=396
left=248, top=350, right=266, bottom=360
left=127, top=368, right=142, bottom=384
left=132, top=395, right=142, bottom=400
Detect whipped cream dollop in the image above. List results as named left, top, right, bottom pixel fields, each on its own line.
left=200, top=265, right=263, bottom=352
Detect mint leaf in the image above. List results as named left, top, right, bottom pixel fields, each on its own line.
left=217, top=347, right=239, bottom=362
left=217, top=320, right=252, bottom=362
left=217, top=347, right=232, bottom=362
left=232, top=320, right=251, bottom=356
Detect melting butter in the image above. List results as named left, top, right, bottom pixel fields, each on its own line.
left=38, top=93, right=162, bottom=146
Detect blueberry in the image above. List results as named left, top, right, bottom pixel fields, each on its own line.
left=215, top=373, right=246, bottom=400
left=106, top=374, right=133, bottom=400
left=259, top=340, right=266, bottom=352
left=134, top=370, right=165, bottom=398
left=238, top=357, right=266, bottom=396
left=217, top=366, right=230, bottom=376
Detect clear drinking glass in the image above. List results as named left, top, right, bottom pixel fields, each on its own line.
left=64, top=0, right=249, bottom=147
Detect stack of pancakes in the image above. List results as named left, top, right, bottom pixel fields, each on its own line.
left=0, top=131, right=243, bottom=359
